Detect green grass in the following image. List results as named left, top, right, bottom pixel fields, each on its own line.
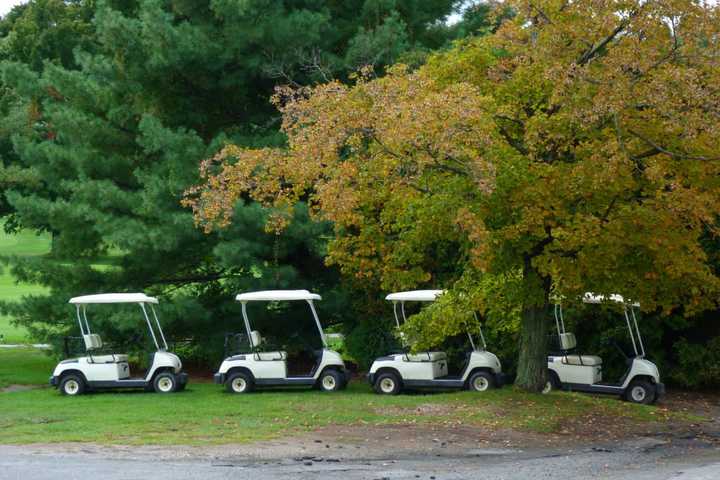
left=0, top=349, right=686, bottom=446
left=0, top=226, right=51, bottom=343
left=0, top=347, right=56, bottom=388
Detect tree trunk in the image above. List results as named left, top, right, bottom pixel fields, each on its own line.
left=514, top=257, right=551, bottom=392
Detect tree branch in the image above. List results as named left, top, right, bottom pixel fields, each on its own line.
left=628, top=129, right=719, bottom=161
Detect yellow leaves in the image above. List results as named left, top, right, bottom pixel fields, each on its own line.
left=183, top=0, right=720, bottom=318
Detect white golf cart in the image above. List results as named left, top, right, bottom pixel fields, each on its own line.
left=546, top=293, right=665, bottom=404
left=368, top=290, right=505, bottom=395
left=50, top=293, right=188, bottom=395
left=213, top=290, right=350, bottom=393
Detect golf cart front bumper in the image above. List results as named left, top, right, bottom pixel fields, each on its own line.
left=214, top=372, right=225, bottom=384
left=177, top=372, right=189, bottom=386
left=367, top=372, right=376, bottom=385
left=49, top=376, right=58, bottom=387
left=495, top=372, right=509, bottom=387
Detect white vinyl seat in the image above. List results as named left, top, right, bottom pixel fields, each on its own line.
left=255, top=351, right=288, bottom=361
left=88, top=354, right=129, bottom=363
left=406, top=351, right=447, bottom=362
left=83, top=333, right=103, bottom=350
left=83, top=335, right=128, bottom=362
left=559, top=332, right=577, bottom=351
left=249, top=330, right=287, bottom=361
left=562, top=355, right=602, bottom=366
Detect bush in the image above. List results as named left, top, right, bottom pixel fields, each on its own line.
left=344, top=317, right=399, bottom=370
left=669, top=337, right=720, bottom=389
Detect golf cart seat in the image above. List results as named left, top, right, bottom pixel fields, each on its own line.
left=562, top=354, right=602, bottom=366
left=83, top=335, right=128, bottom=362
left=406, top=351, right=447, bottom=362
left=256, top=351, right=288, bottom=361
left=89, top=354, right=129, bottom=363
left=250, top=331, right=287, bottom=361
left=557, top=332, right=601, bottom=365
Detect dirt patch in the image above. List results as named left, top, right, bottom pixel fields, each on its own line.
left=0, top=384, right=39, bottom=394
left=373, top=402, right=458, bottom=417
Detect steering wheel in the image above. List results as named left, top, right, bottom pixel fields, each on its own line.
left=607, top=338, right=630, bottom=360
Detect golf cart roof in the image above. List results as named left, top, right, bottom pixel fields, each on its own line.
left=235, top=290, right=322, bottom=302
left=385, top=290, right=445, bottom=302
left=583, top=292, right=640, bottom=307
left=69, top=293, right=159, bottom=305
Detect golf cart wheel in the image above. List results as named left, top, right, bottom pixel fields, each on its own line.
left=468, top=371, right=495, bottom=392
left=318, top=369, right=343, bottom=392
left=153, top=372, right=178, bottom=394
left=374, top=372, right=401, bottom=395
left=226, top=371, right=254, bottom=394
left=626, top=379, right=656, bottom=405
left=59, top=374, right=86, bottom=396
left=542, top=371, right=560, bottom=394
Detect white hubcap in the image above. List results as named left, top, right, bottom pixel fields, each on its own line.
left=473, top=376, right=489, bottom=391
left=158, top=377, right=174, bottom=392
left=64, top=380, right=79, bottom=395
left=232, top=378, right=247, bottom=393
left=631, top=386, right=646, bottom=402
left=542, top=381, right=552, bottom=394
left=380, top=378, right=395, bottom=393
left=322, top=375, right=336, bottom=391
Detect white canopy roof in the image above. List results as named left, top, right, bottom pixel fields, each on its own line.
left=386, top=290, right=445, bottom=302
left=583, top=292, right=640, bottom=307
left=235, top=290, right=322, bottom=302
left=69, top=293, right=159, bottom=305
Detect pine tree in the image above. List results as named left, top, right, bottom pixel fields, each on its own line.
left=0, top=0, right=461, bottom=358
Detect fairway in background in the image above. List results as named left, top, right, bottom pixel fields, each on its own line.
left=0, top=225, right=50, bottom=343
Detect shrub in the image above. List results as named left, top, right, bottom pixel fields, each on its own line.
left=669, top=337, right=720, bottom=389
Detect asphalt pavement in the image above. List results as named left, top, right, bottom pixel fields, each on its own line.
left=1, top=435, right=719, bottom=480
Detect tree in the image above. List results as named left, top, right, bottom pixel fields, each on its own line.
left=0, top=0, right=462, bottom=357
left=0, top=0, right=97, bottom=226
left=186, top=0, right=720, bottom=390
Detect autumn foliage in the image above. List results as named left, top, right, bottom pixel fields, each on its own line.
left=186, top=0, right=720, bottom=391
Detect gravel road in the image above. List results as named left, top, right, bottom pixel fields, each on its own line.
left=1, top=434, right=718, bottom=480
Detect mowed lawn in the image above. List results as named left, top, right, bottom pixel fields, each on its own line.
left=0, top=226, right=51, bottom=343
left=0, top=349, right=686, bottom=446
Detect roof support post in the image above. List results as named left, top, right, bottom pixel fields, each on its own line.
left=140, top=303, right=160, bottom=350
left=307, top=300, right=327, bottom=348
left=149, top=304, right=168, bottom=351
left=241, top=302, right=254, bottom=348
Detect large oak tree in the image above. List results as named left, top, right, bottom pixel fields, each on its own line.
left=188, top=0, right=720, bottom=390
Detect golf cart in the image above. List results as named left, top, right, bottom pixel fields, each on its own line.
left=368, top=290, right=505, bottom=395
left=50, top=293, right=188, bottom=395
left=546, top=293, right=665, bottom=404
left=213, top=290, right=350, bottom=393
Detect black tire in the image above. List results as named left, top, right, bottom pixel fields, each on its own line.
left=318, top=369, right=343, bottom=392
left=373, top=372, right=402, bottom=395
left=625, top=379, right=656, bottom=405
left=226, top=371, right=254, bottom=394
left=153, top=372, right=178, bottom=394
left=468, top=371, right=495, bottom=392
left=542, top=371, right=560, bottom=394
left=59, top=374, right=86, bottom=396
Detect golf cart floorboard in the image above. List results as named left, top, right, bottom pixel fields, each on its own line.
left=255, top=377, right=316, bottom=386
left=561, top=382, right=624, bottom=395
left=404, top=378, right=465, bottom=389
left=87, top=379, right=148, bottom=388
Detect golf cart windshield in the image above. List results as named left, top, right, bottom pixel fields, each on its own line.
left=554, top=292, right=644, bottom=358
left=68, top=293, right=168, bottom=351
left=235, top=290, right=327, bottom=348
left=386, top=290, right=487, bottom=351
